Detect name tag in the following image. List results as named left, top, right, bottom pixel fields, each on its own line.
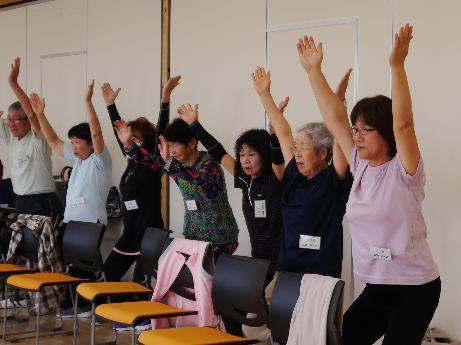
left=186, top=199, right=198, bottom=211
left=254, top=200, right=267, bottom=218
left=299, top=235, right=321, bottom=250
left=124, top=200, right=139, bottom=210
left=72, top=197, right=86, bottom=208
left=370, top=246, right=392, bottom=261
left=18, top=155, right=30, bottom=166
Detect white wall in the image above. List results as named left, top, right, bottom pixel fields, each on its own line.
left=0, top=0, right=460, bottom=341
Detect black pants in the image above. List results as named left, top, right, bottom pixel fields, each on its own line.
left=104, top=250, right=144, bottom=283
left=61, top=266, right=96, bottom=309
left=342, top=277, right=441, bottom=345
left=15, top=192, right=63, bottom=220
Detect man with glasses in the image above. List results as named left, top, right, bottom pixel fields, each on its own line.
left=0, top=57, right=62, bottom=217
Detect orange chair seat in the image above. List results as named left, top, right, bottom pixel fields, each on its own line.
left=7, top=273, right=87, bottom=291
left=138, top=327, right=256, bottom=345
left=77, top=281, right=151, bottom=301
left=0, top=263, right=35, bottom=274
left=95, top=301, right=197, bottom=326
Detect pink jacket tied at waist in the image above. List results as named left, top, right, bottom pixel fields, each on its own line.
left=151, top=238, right=218, bottom=329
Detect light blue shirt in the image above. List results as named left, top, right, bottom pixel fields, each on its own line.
left=63, top=143, right=112, bottom=225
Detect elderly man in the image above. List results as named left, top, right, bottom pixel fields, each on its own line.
left=0, top=58, right=62, bottom=218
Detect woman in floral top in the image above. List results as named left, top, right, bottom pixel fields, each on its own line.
left=115, top=113, right=239, bottom=257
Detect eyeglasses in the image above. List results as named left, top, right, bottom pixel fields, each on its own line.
left=350, top=126, right=377, bottom=136
left=6, top=117, right=27, bottom=123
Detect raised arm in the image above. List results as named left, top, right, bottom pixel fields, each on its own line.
left=8, top=58, right=40, bottom=134
left=332, top=69, right=353, bottom=178
left=29, top=93, right=64, bottom=157
left=101, top=82, right=124, bottom=154
left=390, top=24, right=419, bottom=175
left=252, top=66, right=294, bottom=164
left=85, top=80, right=104, bottom=155
left=155, top=75, right=181, bottom=153
left=298, top=36, right=354, bottom=163
left=178, top=103, right=236, bottom=176
left=271, top=97, right=289, bottom=181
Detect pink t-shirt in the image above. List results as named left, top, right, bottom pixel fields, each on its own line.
left=346, top=146, right=439, bottom=285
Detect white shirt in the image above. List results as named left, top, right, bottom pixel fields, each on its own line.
left=63, top=142, right=112, bottom=225
left=0, top=120, right=55, bottom=196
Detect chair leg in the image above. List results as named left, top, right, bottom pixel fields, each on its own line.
left=91, top=302, right=95, bottom=345
left=2, top=281, right=7, bottom=339
left=73, top=293, right=78, bottom=345
left=35, top=291, right=40, bottom=345
left=131, top=327, right=135, bottom=345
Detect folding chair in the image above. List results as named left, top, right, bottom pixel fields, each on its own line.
left=269, top=271, right=345, bottom=345
left=138, top=254, right=270, bottom=345
left=73, top=227, right=171, bottom=345
left=3, top=221, right=105, bottom=344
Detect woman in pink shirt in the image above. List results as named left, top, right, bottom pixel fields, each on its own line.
left=299, top=24, right=440, bottom=344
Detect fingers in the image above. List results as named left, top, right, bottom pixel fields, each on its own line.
left=343, top=68, right=353, bottom=81
left=114, top=88, right=121, bottom=97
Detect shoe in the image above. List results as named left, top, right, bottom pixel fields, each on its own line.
left=112, top=323, right=132, bottom=332
left=94, top=315, right=106, bottom=326
left=135, top=320, right=151, bottom=332
left=56, top=306, right=91, bottom=319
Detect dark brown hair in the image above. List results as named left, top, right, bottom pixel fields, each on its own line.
left=128, top=117, right=156, bottom=152
left=350, top=95, right=397, bottom=157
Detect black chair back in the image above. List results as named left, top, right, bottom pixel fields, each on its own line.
left=270, top=271, right=344, bottom=345
left=18, top=226, right=39, bottom=261
left=61, top=221, right=105, bottom=274
left=137, top=227, right=170, bottom=276
left=212, top=254, right=270, bottom=328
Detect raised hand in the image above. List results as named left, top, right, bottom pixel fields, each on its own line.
left=177, top=103, right=198, bottom=125
left=114, top=119, right=133, bottom=147
left=8, top=58, right=20, bottom=84
left=335, top=68, right=353, bottom=102
left=101, top=83, right=121, bottom=106
left=162, top=75, right=181, bottom=102
left=390, top=24, right=413, bottom=68
left=85, top=79, right=95, bottom=102
left=0, top=111, right=3, bottom=118
left=278, top=96, right=290, bottom=113
left=252, top=66, right=271, bottom=95
left=297, top=35, right=323, bottom=72
left=29, top=93, right=46, bottom=115
left=158, top=135, right=170, bottom=162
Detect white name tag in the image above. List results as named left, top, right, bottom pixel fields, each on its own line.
left=186, top=199, right=198, bottom=211
left=299, top=235, right=321, bottom=250
left=124, top=200, right=139, bottom=210
left=72, top=197, right=86, bottom=208
left=370, top=246, right=392, bottom=261
left=18, top=155, right=30, bottom=166
left=254, top=200, right=267, bottom=218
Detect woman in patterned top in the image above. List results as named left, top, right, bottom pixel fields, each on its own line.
left=115, top=113, right=239, bottom=257
left=176, top=101, right=289, bottom=285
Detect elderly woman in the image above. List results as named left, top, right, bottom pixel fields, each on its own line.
left=252, top=66, right=352, bottom=278
left=300, top=24, right=440, bottom=344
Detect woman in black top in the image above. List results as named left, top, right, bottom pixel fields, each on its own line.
left=177, top=99, right=289, bottom=283
left=102, top=76, right=180, bottom=282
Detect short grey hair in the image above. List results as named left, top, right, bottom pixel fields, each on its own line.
left=297, top=122, right=333, bottom=162
left=8, top=101, right=27, bottom=119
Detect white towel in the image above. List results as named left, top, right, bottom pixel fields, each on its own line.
left=287, top=274, right=340, bottom=345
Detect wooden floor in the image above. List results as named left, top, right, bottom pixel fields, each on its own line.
left=0, top=313, right=135, bottom=345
